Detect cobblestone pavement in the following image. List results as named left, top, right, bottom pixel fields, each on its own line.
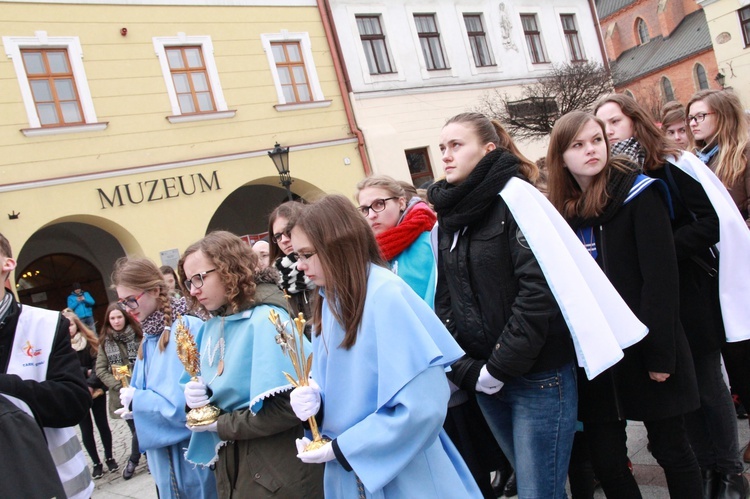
left=79, top=401, right=750, bottom=498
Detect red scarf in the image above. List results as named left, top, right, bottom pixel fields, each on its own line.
left=376, top=202, right=437, bottom=261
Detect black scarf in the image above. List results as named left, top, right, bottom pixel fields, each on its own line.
left=568, top=162, right=640, bottom=230
left=427, top=148, right=520, bottom=234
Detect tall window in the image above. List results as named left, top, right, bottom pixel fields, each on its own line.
left=637, top=18, right=650, bottom=44
left=166, top=46, right=216, bottom=114
left=356, top=16, right=393, bottom=75
left=271, top=41, right=313, bottom=103
left=21, top=49, right=84, bottom=126
left=695, top=64, right=709, bottom=90
left=464, top=14, right=493, bottom=67
left=740, top=6, right=750, bottom=47
left=520, top=14, right=549, bottom=64
left=624, top=90, right=635, bottom=99
left=405, top=148, right=433, bottom=186
left=661, top=77, right=675, bottom=102
left=414, top=14, right=448, bottom=70
left=560, top=14, right=585, bottom=62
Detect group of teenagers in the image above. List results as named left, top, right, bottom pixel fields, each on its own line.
left=3, top=87, right=750, bottom=499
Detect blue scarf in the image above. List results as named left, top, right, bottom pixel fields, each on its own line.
left=696, top=144, right=719, bottom=165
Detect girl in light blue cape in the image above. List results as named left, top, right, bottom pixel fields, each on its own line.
left=287, top=195, right=482, bottom=499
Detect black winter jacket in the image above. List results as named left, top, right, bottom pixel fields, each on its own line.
left=0, top=293, right=91, bottom=428
left=435, top=196, right=575, bottom=391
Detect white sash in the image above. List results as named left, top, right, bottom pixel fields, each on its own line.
left=668, top=152, right=750, bottom=342
left=500, top=178, right=649, bottom=379
left=7, top=305, right=94, bottom=499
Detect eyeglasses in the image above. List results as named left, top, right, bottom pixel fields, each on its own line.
left=687, top=112, right=715, bottom=124
left=272, top=230, right=290, bottom=244
left=118, top=291, right=146, bottom=310
left=184, top=269, right=217, bottom=291
left=358, top=197, right=397, bottom=216
left=293, top=251, right=317, bottom=263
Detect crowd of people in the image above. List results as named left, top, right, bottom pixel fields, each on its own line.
left=2, top=87, right=750, bottom=499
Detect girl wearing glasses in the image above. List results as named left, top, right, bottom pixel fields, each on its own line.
left=288, top=195, right=482, bottom=498
left=355, top=175, right=437, bottom=305
left=546, top=111, right=701, bottom=498
left=268, top=201, right=314, bottom=336
left=95, top=302, right=143, bottom=480
left=110, top=257, right=217, bottom=499
left=594, top=93, right=750, bottom=498
left=178, top=230, right=324, bottom=498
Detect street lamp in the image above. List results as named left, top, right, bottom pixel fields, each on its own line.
left=268, top=142, right=293, bottom=201
left=715, top=72, right=726, bottom=89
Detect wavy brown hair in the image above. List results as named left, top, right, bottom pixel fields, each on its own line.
left=178, top=230, right=258, bottom=315
left=267, top=201, right=306, bottom=263
left=110, top=257, right=173, bottom=358
left=444, top=112, right=540, bottom=183
left=547, top=111, right=635, bottom=219
left=687, top=89, right=749, bottom=187
left=98, top=301, right=143, bottom=347
left=62, top=309, right=99, bottom=356
left=293, top=195, right=387, bottom=349
left=594, top=93, right=679, bottom=171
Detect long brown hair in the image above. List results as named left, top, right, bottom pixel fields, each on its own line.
left=268, top=201, right=306, bottom=263
left=294, top=195, right=387, bottom=349
left=547, top=111, right=634, bottom=219
left=110, top=257, right=173, bottom=358
left=444, top=112, right=539, bottom=183
left=178, top=231, right=259, bottom=315
left=98, top=302, right=143, bottom=346
left=62, top=309, right=99, bottom=356
left=593, top=93, right=679, bottom=171
left=687, top=89, right=749, bottom=187
left=660, top=101, right=695, bottom=151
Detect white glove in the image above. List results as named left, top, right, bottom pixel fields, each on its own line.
left=295, top=437, right=335, bottom=464
left=185, top=376, right=209, bottom=409
left=119, top=386, right=136, bottom=410
left=114, top=407, right=133, bottom=420
left=186, top=421, right=218, bottom=433
left=476, top=365, right=504, bottom=395
left=289, top=378, right=321, bottom=421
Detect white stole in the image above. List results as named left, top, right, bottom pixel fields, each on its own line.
left=500, top=177, right=648, bottom=380
left=669, top=152, right=750, bottom=342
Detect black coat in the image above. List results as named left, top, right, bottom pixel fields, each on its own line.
left=435, top=196, right=575, bottom=390
left=648, top=164, right=724, bottom=355
left=575, top=185, right=699, bottom=422
left=0, top=294, right=91, bottom=428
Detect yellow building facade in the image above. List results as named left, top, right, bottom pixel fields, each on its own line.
left=0, top=0, right=367, bottom=319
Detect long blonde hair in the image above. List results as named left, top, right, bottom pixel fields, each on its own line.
left=110, top=257, right=173, bottom=358
left=687, top=89, right=749, bottom=187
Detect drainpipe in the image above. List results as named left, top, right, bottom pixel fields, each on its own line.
left=588, top=0, right=611, bottom=74
left=317, top=0, right=372, bottom=175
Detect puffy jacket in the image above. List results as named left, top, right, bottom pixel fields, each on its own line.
left=435, top=196, right=574, bottom=391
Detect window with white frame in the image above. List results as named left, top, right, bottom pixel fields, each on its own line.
left=740, top=6, right=750, bottom=47
left=356, top=15, right=394, bottom=75
left=153, top=34, right=233, bottom=123
left=694, top=63, right=709, bottom=90
left=661, top=76, right=675, bottom=102
left=260, top=31, right=329, bottom=111
left=636, top=18, right=650, bottom=45
left=414, top=14, right=448, bottom=70
left=464, top=14, right=494, bottom=67
left=560, top=14, right=585, bottom=62
left=2, top=32, right=106, bottom=136
left=520, top=14, right=549, bottom=64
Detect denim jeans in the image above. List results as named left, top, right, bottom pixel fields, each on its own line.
left=684, top=350, right=743, bottom=473
left=477, top=362, right=577, bottom=499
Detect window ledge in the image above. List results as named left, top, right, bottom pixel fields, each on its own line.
left=274, top=100, right=332, bottom=112
left=21, top=122, right=108, bottom=137
left=167, top=110, right=236, bottom=124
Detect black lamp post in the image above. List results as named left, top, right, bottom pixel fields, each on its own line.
left=715, top=72, right=726, bottom=89
left=268, top=142, right=293, bottom=201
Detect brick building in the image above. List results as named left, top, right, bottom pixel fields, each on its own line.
left=597, top=0, right=723, bottom=116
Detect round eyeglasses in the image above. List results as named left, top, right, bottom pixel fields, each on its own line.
left=358, top=197, right=397, bottom=216
left=184, top=269, right=217, bottom=291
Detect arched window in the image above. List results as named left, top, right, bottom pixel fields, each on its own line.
left=624, top=90, right=635, bottom=100
left=661, top=76, right=675, bottom=102
left=636, top=18, right=650, bottom=44
left=694, top=63, right=709, bottom=90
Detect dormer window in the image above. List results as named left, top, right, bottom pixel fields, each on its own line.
left=636, top=18, right=649, bottom=45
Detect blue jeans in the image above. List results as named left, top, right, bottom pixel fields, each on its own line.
left=477, top=362, right=577, bottom=499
